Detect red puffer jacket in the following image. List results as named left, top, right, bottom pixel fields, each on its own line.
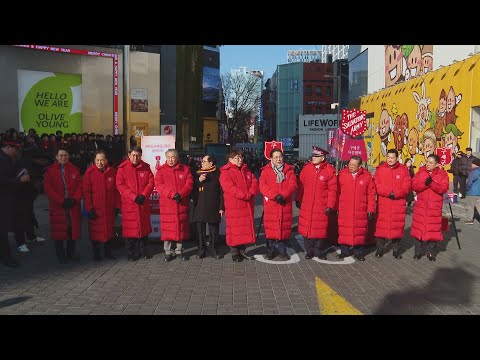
left=44, top=162, right=83, bottom=241
left=116, top=160, right=154, bottom=238
left=259, top=163, right=297, bottom=240
left=154, top=162, right=193, bottom=241
left=296, top=161, right=337, bottom=239
left=220, top=163, right=259, bottom=247
left=83, top=165, right=120, bottom=242
left=410, top=166, right=449, bottom=241
left=374, top=162, right=411, bottom=239
left=337, top=167, right=376, bottom=246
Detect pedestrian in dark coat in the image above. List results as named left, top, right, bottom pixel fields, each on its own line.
left=373, top=149, right=411, bottom=259
left=116, top=146, right=154, bottom=261
left=44, top=148, right=83, bottom=263
left=411, top=154, right=449, bottom=261
left=192, top=155, right=224, bottom=259
left=448, top=152, right=462, bottom=195
left=337, top=156, right=376, bottom=261
left=295, top=146, right=337, bottom=260
left=0, top=141, right=30, bottom=267
left=83, top=151, right=121, bottom=261
left=220, top=150, right=259, bottom=262
left=155, top=149, right=193, bottom=262
left=259, top=148, right=297, bottom=261
left=459, top=147, right=478, bottom=198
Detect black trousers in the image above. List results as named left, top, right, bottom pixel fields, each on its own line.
left=92, top=240, right=114, bottom=258
left=304, top=237, right=327, bottom=257
left=126, top=237, right=148, bottom=258
left=230, top=244, right=248, bottom=255
left=54, top=239, right=76, bottom=262
left=339, top=244, right=365, bottom=256
left=265, top=239, right=288, bottom=255
left=376, top=238, right=401, bottom=252
left=0, top=232, right=13, bottom=262
left=459, top=175, right=468, bottom=196
left=453, top=175, right=460, bottom=193
left=196, top=222, right=219, bottom=256
left=414, top=239, right=437, bottom=256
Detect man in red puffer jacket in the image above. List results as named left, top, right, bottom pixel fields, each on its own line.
left=373, top=149, right=411, bottom=259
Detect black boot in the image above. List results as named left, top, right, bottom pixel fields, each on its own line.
left=104, top=241, right=117, bottom=260
left=55, top=240, right=67, bottom=264
left=66, top=239, right=78, bottom=261
left=93, top=243, right=102, bottom=262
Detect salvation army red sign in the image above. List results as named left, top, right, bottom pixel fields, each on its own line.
left=435, top=147, right=453, bottom=167
left=341, top=139, right=368, bottom=162
left=163, top=125, right=173, bottom=134
left=264, top=140, right=283, bottom=160
left=341, top=109, right=367, bottom=137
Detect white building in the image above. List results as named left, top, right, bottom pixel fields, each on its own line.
left=321, top=45, right=349, bottom=62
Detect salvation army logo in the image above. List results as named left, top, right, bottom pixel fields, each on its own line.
left=359, top=180, right=364, bottom=185
left=319, top=175, right=325, bottom=181
left=247, top=175, right=250, bottom=179
left=179, top=174, right=184, bottom=180
left=108, top=177, right=113, bottom=182
left=140, top=173, right=144, bottom=177
left=396, top=175, right=400, bottom=179
left=164, top=126, right=173, bottom=135
left=72, top=175, right=76, bottom=180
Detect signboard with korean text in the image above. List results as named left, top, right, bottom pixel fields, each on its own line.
left=435, top=147, right=453, bottom=167
left=341, top=138, right=368, bottom=162
left=141, top=135, right=176, bottom=238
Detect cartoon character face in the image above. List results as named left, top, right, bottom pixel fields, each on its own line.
left=439, top=89, right=447, bottom=115
left=418, top=104, right=428, bottom=123
left=421, top=129, right=437, bottom=159
left=406, top=45, right=422, bottom=78
left=408, top=128, right=419, bottom=156
left=378, top=108, right=391, bottom=137
left=393, top=113, right=408, bottom=151
left=443, top=131, right=458, bottom=153
left=385, top=45, right=404, bottom=87
left=446, top=87, right=456, bottom=113
left=422, top=54, right=433, bottom=74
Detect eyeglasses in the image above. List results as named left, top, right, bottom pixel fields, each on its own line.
left=233, top=156, right=243, bottom=160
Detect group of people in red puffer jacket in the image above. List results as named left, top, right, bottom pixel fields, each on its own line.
left=41, top=143, right=449, bottom=265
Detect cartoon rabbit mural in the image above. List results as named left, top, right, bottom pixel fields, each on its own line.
left=413, top=80, right=431, bottom=132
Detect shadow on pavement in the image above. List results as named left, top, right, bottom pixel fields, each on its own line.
left=373, top=267, right=476, bottom=315
left=0, top=296, right=31, bottom=308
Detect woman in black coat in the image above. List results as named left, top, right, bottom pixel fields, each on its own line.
left=192, top=155, right=224, bottom=259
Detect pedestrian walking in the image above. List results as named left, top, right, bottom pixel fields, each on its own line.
left=155, top=149, right=193, bottom=262
left=459, top=147, right=477, bottom=198
left=464, top=158, right=480, bottom=224
left=411, top=154, right=449, bottom=261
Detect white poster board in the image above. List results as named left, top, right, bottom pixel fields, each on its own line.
left=141, top=135, right=176, bottom=238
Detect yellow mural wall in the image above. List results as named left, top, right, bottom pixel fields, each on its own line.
left=361, top=54, right=480, bottom=180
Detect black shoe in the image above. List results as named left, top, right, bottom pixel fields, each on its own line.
left=66, top=255, right=80, bottom=262
left=305, top=253, right=313, bottom=260
left=143, top=254, right=153, bottom=259
left=4, top=258, right=19, bottom=267
left=232, top=254, right=242, bottom=262
left=427, top=254, right=436, bottom=262
left=215, top=254, right=224, bottom=260
left=317, top=254, right=328, bottom=260
left=393, top=251, right=402, bottom=259
left=278, top=253, right=290, bottom=261
left=413, top=254, right=423, bottom=260
left=195, top=253, right=206, bottom=259
left=177, top=254, right=188, bottom=261
left=354, top=255, right=366, bottom=261
left=163, top=254, right=175, bottom=262
left=337, top=253, right=349, bottom=259
left=375, top=250, right=383, bottom=258
left=264, top=253, right=275, bottom=260
left=128, top=254, right=140, bottom=262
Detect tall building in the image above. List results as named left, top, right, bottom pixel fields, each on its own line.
left=201, top=45, right=221, bottom=146
left=321, top=45, right=349, bottom=62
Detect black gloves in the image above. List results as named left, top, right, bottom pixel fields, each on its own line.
left=172, top=193, right=182, bottom=203
left=425, top=176, right=433, bottom=186
left=367, top=212, right=374, bottom=220
left=114, top=208, right=121, bottom=217
left=295, top=201, right=302, bottom=209
left=87, top=208, right=97, bottom=220
left=274, top=194, right=286, bottom=205
left=388, top=192, right=395, bottom=200
left=325, top=207, right=333, bottom=215
left=62, top=198, right=76, bottom=209
left=135, top=194, right=145, bottom=205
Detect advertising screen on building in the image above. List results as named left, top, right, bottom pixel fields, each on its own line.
left=17, top=69, right=82, bottom=133
left=203, top=67, right=220, bottom=102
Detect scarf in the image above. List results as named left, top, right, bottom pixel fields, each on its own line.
left=196, top=165, right=216, bottom=174
left=272, top=163, right=285, bottom=183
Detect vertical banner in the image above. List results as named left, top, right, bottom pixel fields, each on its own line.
left=141, top=136, right=176, bottom=238
left=17, top=69, right=83, bottom=133
left=130, top=122, right=148, bottom=148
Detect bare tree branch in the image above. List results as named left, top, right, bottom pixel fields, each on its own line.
left=221, top=72, right=261, bottom=145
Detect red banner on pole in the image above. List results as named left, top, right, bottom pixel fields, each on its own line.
left=341, top=109, right=367, bottom=137
left=341, top=139, right=368, bottom=162
left=435, top=147, right=453, bottom=167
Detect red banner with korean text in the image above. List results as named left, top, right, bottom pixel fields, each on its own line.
left=435, top=147, right=453, bottom=167
left=341, top=139, right=368, bottom=162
